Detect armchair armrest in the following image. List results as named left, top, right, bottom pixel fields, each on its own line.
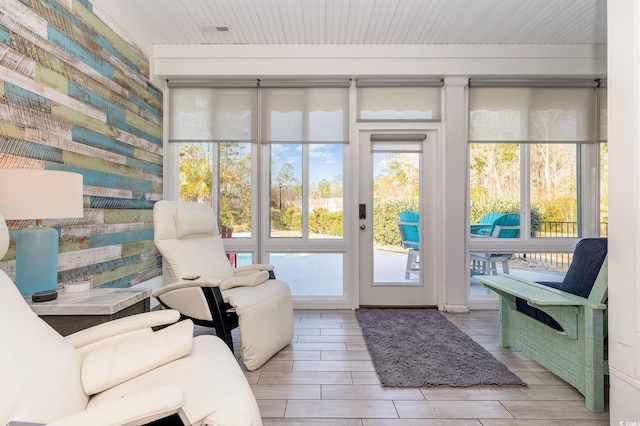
left=221, top=270, right=270, bottom=290
left=65, top=310, right=181, bottom=350
left=478, top=275, right=606, bottom=310
left=81, top=320, right=194, bottom=395
left=46, top=385, right=186, bottom=426
left=235, top=263, right=274, bottom=273
left=153, top=279, right=222, bottom=298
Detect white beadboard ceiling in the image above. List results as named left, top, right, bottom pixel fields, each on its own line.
left=92, top=0, right=606, bottom=46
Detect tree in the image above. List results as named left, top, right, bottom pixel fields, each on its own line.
left=179, top=144, right=212, bottom=204
left=219, top=143, right=252, bottom=231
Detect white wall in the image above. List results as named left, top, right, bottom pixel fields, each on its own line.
left=152, top=44, right=605, bottom=79
left=607, top=0, right=640, bottom=421
left=152, top=45, right=605, bottom=312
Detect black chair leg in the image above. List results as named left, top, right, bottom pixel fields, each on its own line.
left=202, top=286, right=238, bottom=351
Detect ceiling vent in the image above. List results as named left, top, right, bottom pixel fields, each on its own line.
left=199, top=24, right=230, bottom=33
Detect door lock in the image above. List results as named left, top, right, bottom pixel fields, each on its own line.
left=359, top=224, right=366, bottom=230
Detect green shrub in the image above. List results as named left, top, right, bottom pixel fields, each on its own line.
left=470, top=197, right=542, bottom=236
left=373, top=198, right=419, bottom=247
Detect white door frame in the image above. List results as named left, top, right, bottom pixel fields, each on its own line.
left=353, top=123, right=440, bottom=307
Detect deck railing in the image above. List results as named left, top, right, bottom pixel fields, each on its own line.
left=516, top=221, right=608, bottom=271
left=534, top=221, right=608, bottom=238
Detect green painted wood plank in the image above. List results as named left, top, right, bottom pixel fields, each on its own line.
left=133, top=146, right=163, bottom=166
left=152, top=181, right=163, bottom=195
left=51, top=103, right=110, bottom=134
left=63, top=150, right=144, bottom=179
left=121, top=240, right=156, bottom=257
left=92, top=257, right=157, bottom=286
left=103, top=209, right=153, bottom=224
left=35, top=64, right=68, bottom=93
left=0, top=122, right=27, bottom=140
left=125, top=109, right=162, bottom=139
left=59, top=236, right=91, bottom=253
left=58, top=253, right=139, bottom=283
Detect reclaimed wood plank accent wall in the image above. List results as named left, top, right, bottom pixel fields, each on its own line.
left=0, top=0, right=163, bottom=289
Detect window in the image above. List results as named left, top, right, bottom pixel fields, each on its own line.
left=169, top=86, right=257, bottom=234
left=468, top=82, right=605, bottom=287
left=170, top=83, right=350, bottom=299
left=261, top=86, right=348, bottom=240
left=469, top=85, right=598, bottom=240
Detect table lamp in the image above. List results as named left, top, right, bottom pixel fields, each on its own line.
left=0, top=169, right=83, bottom=296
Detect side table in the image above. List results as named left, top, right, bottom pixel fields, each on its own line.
left=26, top=287, right=152, bottom=336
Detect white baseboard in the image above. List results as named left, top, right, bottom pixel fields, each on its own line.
left=610, top=367, right=640, bottom=422
left=442, top=304, right=470, bottom=313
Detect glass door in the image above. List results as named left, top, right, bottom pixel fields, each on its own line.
left=358, top=130, right=436, bottom=306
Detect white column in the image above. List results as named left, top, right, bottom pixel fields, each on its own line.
left=608, top=0, right=640, bottom=422
left=440, top=76, right=470, bottom=312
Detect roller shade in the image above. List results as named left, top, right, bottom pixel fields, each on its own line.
left=169, top=87, right=257, bottom=142
left=469, top=87, right=597, bottom=143
left=357, top=86, right=442, bottom=121
left=260, top=87, right=349, bottom=143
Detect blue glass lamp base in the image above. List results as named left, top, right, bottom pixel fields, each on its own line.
left=15, top=227, right=59, bottom=296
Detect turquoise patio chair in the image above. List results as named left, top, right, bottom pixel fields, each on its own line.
left=471, top=213, right=520, bottom=275
left=470, top=211, right=504, bottom=235
left=398, top=211, right=420, bottom=279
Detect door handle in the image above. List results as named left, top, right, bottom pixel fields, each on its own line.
left=359, top=204, right=366, bottom=219
left=359, top=224, right=366, bottom=230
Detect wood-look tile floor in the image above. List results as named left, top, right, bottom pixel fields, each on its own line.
left=224, top=310, right=610, bottom=425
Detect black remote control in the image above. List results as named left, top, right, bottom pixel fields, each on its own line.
left=31, top=290, right=58, bottom=303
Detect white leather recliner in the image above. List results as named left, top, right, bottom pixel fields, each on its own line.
left=152, top=200, right=295, bottom=371
left=0, top=214, right=262, bottom=426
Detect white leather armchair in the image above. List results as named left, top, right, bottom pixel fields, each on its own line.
left=152, top=200, right=295, bottom=371
left=0, top=214, right=262, bottom=426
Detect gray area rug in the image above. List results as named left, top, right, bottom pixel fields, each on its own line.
left=356, top=308, right=526, bottom=387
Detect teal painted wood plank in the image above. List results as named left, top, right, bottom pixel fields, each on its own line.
left=4, top=82, right=51, bottom=112
left=46, top=163, right=155, bottom=193
left=129, top=92, right=162, bottom=120
left=78, top=0, right=92, bottom=12
left=127, top=157, right=162, bottom=175
left=68, top=80, right=126, bottom=123
left=72, top=125, right=134, bottom=157
left=120, top=120, right=162, bottom=146
left=89, top=196, right=155, bottom=210
left=98, top=277, right=131, bottom=288
left=47, top=26, right=114, bottom=79
left=90, top=229, right=154, bottom=248
left=38, top=0, right=140, bottom=75
left=58, top=254, right=139, bottom=282
left=66, top=81, right=161, bottom=145
left=96, top=35, right=140, bottom=75
left=0, top=136, right=63, bottom=162
left=40, top=0, right=86, bottom=32
left=147, top=83, right=162, bottom=101
left=0, top=25, right=10, bottom=45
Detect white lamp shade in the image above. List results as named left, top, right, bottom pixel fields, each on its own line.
left=0, top=169, right=84, bottom=220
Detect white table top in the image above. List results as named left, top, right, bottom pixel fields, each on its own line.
left=26, top=287, right=152, bottom=316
